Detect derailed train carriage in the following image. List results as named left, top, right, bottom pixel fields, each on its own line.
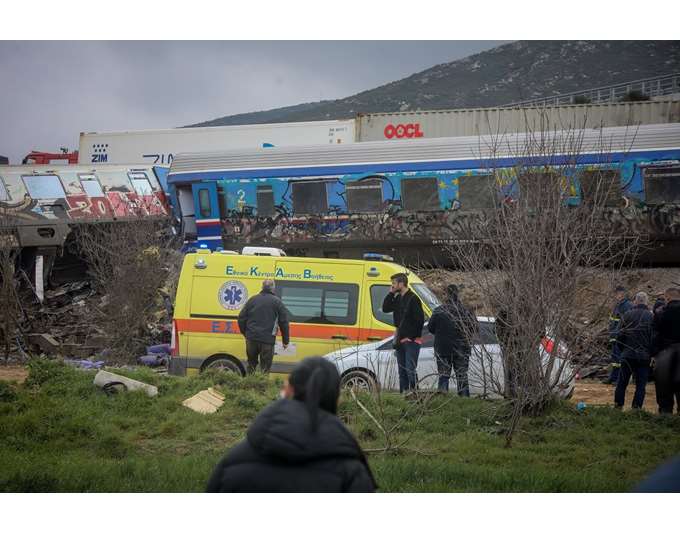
left=167, top=123, right=680, bottom=265
left=0, top=164, right=170, bottom=292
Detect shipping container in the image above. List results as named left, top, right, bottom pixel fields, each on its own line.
left=78, top=120, right=355, bottom=166
left=356, top=99, right=680, bottom=141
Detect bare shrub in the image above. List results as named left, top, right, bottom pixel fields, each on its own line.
left=0, top=206, right=20, bottom=362
left=75, top=216, right=179, bottom=363
left=446, top=117, right=640, bottom=445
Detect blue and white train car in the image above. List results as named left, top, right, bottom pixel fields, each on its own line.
left=167, top=123, right=680, bottom=265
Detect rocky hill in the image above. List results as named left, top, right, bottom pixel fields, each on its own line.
left=189, top=40, right=680, bottom=127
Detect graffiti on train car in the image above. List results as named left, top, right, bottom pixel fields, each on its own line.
left=198, top=156, right=680, bottom=250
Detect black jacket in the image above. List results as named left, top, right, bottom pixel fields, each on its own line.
left=616, top=304, right=654, bottom=361
left=428, top=295, right=477, bottom=355
left=238, top=289, right=290, bottom=345
left=382, top=289, right=425, bottom=341
left=206, top=399, right=376, bottom=492
left=653, top=300, right=680, bottom=354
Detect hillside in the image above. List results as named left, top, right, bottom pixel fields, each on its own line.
left=189, top=40, right=680, bottom=127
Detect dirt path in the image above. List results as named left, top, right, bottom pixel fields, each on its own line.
left=0, top=366, right=29, bottom=384
left=572, top=380, right=658, bottom=413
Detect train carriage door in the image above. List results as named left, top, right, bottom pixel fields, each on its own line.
left=273, top=262, right=363, bottom=372
left=192, top=182, right=222, bottom=250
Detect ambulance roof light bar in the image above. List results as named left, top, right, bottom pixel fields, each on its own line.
left=363, top=253, right=394, bottom=262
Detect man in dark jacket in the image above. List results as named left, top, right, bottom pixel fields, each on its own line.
left=603, top=286, right=633, bottom=384
left=614, top=292, right=654, bottom=409
left=428, top=284, right=477, bottom=395
left=382, top=273, right=425, bottom=393
left=653, top=287, right=680, bottom=414
left=237, top=279, right=290, bottom=374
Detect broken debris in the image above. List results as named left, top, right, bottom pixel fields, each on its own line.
left=182, top=388, right=225, bottom=414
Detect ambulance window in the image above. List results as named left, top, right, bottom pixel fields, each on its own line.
left=278, top=281, right=358, bottom=325
left=370, top=285, right=394, bottom=326
left=325, top=291, right=349, bottom=318
left=79, top=174, right=104, bottom=197
left=280, top=285, right=323, bottom=320
left=292, top=181, right=328, bottom=214
left=129, top=172, right=153, bottom=195
left=0, top=176, right=9, bottom=201
left=198, top=189, right=212, bottom=218
left=401, top=177, right=440, bottom=211
left=257, top=185, right=275, bottom=217
left=346, top=178, right=383, bottom=212
left=22, top=174, right=66, bottom=199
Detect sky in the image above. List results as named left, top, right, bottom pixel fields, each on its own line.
left=0, top=41, right=508, bottom=164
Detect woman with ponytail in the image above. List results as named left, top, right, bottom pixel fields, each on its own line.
left=206, top=357, right=376, bottom=492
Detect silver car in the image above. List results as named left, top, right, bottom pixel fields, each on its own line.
left=325, top=317, right=575, bottom=398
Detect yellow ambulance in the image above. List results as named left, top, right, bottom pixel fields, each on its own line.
left=168, top=247, right=441, bottom=377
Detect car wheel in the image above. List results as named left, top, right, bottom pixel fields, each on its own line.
left=202, top=357, right=243, bottom=375
left=341, top=370, right=377, bottom=392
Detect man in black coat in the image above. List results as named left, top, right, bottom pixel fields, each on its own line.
left=382, top=273, right=425, bottom=393
left=653, top=287, right=680, bottom=414
left=428, top=284, right=478, bottom=395
left=238, top=279, right=290, bottom=374
left=614, top=292, right=654, bottom=409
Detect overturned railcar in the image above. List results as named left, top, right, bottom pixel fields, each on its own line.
left=0, top=164, right=170, bottom=293
left=167, top=123, right=680, bottom=266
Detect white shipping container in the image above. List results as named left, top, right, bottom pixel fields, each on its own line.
left=356, top=100, right=680, bottom=141
left=78, top=120, right=355, bottom=166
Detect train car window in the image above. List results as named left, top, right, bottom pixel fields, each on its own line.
left=643, top=165, right=680, bottom=205
left=292, top=180, right=328, bottom=214
left=257, top=185, right=275, bottom=217
left=458, top=174, right=497, bottom=209
left=276, top=281, right=358, bottom=325
left=97, top=170, right=130, bottom=193
left=198, top=189, right=211, bottom=218
left=346, top=178, right=383, bottom=212
left=517, top=171, right=560, bottom=207
left=0, top=176, right=9, bottom=201
left=401, top=177, right=440, bottom=211
left=128, top=172, right=153, bottom=195
left=579, top=170, right=620, bottom=206
left=79, top=174, right=105, bottom=197
left=22, top=174, right=66, bottom=199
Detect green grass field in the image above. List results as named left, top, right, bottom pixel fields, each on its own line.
left=1, top=359, right=679, bottom=492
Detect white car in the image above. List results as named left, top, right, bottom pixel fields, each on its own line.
left=325, top=317, right=575, bottom=398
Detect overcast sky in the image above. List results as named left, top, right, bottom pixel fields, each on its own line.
left=0, top=41, right=507, bottom=163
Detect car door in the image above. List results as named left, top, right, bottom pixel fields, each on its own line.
left=469, top=319, right=504, bottom=398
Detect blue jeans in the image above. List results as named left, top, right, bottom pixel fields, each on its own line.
left=615, top=358, right=650, bottom=409
left=395, top=341, right=420, bottom=393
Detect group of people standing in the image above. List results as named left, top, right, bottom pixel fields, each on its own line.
left=607, top=285, right=680, bottom=413
left=382, top=273, right=476, bottom=396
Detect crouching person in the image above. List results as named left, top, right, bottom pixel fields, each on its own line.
left=428, top=284, right=477, bottom=396
left=206, top=357, right=377, bottom=492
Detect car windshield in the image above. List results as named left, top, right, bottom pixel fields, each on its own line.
left=411, top=283, right=441, bottom=312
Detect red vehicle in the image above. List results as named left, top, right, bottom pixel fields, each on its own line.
left=23, top=150, right=79, bottom=165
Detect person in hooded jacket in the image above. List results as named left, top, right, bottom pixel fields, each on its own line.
left=428, top=284, right=478, bottom=395
left=614, top=292, right=654, bottom=409
left=206, top=357, right=377, bottom=492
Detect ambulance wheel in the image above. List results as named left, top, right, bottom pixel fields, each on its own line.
left=202, top=357, right=243, bottom=376
left=341, top=370, right=377, bottom=392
